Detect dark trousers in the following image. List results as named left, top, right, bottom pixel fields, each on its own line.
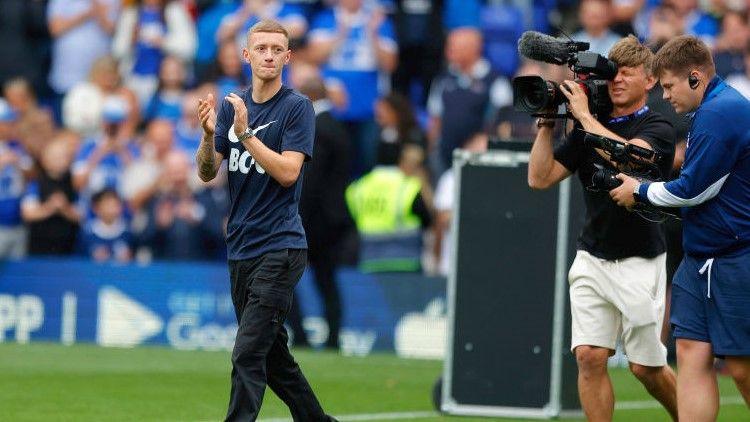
left=288, top=240, right=342, bottom=349
left=309, top=245, right=342, bottom=349
left=226, top=249, right=329, bottom=422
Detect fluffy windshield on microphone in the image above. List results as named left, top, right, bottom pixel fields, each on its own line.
left=517, top=31, right=573, bottom=65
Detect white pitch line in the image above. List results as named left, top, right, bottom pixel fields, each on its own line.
left=255, top=397, right=747, bottom=422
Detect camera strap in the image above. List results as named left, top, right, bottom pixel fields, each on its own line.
left=607, top=105, right=649, bottom=124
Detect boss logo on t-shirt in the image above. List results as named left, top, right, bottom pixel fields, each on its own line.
left=228, top=147, right=265, bottom=174
left=227, top=124, right=267, bottom=174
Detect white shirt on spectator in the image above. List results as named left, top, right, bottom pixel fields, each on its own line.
left=47, top=0, right=120, bottom=93
left=434, top=168, right=455, bottom=276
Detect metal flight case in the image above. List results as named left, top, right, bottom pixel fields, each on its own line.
left=441, top=146, right=583, bottom=418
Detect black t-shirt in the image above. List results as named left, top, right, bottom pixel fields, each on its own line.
left=28, top=171, right=79, bottom=255
left=554, top=110, right=675, bottom=260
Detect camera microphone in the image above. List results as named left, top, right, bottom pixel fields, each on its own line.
left=517, top=31, right=590, bottom=65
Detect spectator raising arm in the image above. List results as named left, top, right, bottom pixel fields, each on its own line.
left=366, top=8, right=397, bottom=73
left=48, top=7, right=94, bottom=36
left=49, top=0, right=115, bottom=36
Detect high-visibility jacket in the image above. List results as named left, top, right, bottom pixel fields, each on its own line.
left=346, top=166, right=423, bottom=273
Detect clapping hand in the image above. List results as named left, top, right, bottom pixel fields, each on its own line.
left=225, top=93, right=249, bottom=137
left=367, top=8, right=385, bottom=36
left=198, top=93, right=216, bottom=136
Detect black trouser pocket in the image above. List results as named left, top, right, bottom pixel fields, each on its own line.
left=250, top=282, right=292, bottom=324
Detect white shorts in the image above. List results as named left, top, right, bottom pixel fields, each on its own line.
left=568, top=250, right=667, bottom=367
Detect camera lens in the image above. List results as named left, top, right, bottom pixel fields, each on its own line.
left=512, top=76, right=562, bottom=113
left=524, top=88, right=546, bottom=110
left=592, top=168, right=623, bottom=191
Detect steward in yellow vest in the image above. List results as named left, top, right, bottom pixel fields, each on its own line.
left=346, top=164, right=430, bottom=273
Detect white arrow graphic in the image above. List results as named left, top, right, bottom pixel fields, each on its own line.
left=96, top=286, right=163, bottom=347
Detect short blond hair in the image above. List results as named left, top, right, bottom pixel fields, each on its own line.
left=652, top=35, right=715, bottom=78
left=608, top=35, right=655, bottom=75
left=247, top=19, right=289, bottom=45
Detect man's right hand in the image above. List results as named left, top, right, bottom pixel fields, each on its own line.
left=198, top=93, right=216, bottom=136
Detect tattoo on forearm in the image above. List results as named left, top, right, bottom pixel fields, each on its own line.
left=196, top=135, right=217, bottom=180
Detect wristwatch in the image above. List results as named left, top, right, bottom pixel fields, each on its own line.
left=237, top=127, right=254, bottom=143
left=536, top=118, right=555, bottom=129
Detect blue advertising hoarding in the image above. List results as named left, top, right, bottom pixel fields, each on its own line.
left=0, top=259, right=446, bottom=358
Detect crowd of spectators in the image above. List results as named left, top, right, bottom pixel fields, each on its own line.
left=1, top=0, right=750, bottom=273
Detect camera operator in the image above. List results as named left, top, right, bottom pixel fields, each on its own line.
left=611, top=35, right=750, bottom=419
left=528, top=35, right=677, bottom=421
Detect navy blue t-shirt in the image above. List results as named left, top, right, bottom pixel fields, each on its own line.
left=214, top=86, right=314, bottom=260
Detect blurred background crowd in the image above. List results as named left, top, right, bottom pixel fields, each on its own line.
left=1, top=0, right=749, bottom=274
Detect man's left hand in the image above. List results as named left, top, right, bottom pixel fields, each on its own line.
left=560, top=80, right=592, bottom=122
left=610, top=173, right=639, bottom=209
left=226, top=93, right=249, bottom=137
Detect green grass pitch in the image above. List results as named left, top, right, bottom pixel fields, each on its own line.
left=0, top=343, right=746, bottom=421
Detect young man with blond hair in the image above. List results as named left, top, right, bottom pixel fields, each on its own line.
left=612, top=35, right=750, bottom=421
left=529, top=35, right=678, bottom=421
left=196, top=20, right=336, bottom=422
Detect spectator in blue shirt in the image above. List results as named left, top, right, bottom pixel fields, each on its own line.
left=112, top=0, right=196, bottom=108
left=308, top=0, right=399, bottom=175
left=72, top=97, right=139, bottom=208
left=0, top=99, right=30, bottom=259
left=216, top=0, right=307, bottom=53
left=83, top=188, right=133, bottom=263
left=144, top=56, right=189, bottom=123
